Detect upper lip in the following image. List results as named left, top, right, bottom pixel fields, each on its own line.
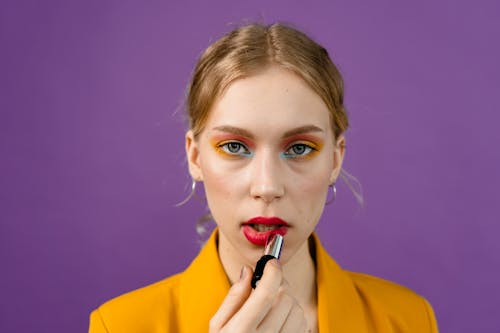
left=243, top=216, right=290, bottom=226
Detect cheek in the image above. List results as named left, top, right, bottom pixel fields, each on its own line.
left=204, top=174, right=233, bottom=203
left=297, top=179, right=328, bottom=213
left=291, top=164, right=331, bottom=223
left=199, top=154, right=246, bottom=211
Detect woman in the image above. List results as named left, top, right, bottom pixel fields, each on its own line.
left=89, top=23, right=438, bottom=332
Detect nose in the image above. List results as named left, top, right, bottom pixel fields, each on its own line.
left=249, top=150, right=285, bottom=203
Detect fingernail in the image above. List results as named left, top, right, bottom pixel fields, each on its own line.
left=240, top=266, right=247, bottom=280
left=271, top=259, right=281, bottom=268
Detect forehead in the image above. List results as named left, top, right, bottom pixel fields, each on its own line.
left=205, top=67, right=332, bottom=135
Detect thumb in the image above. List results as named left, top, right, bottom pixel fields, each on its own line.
left=209, top=265, right=253, bottom=331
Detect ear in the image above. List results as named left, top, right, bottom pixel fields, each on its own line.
left=185, top=130, right=203, bottom=181
left=329, top=135, right=346, bottom=184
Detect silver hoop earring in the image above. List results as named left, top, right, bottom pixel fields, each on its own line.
left=325, top=183, right=337, bottom=205
left=174, top=178, right=197, bottom=207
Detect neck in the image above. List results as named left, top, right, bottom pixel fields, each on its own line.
left=218, top=232, right=317, bottom=309
left=283, top=239, right=317, bottom=308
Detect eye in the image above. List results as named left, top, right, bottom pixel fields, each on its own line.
left=282, top=143, right=315, bottom=158
left=218, top=141, right=252, bottom=156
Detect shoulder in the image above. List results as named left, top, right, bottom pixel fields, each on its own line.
left=89, top=274, right=183, bottom=332
left=347, top=271, right=438, bottom=331
left=348, top=271, right=423, bottom=305
left=102, top=273, right=182, bottom=311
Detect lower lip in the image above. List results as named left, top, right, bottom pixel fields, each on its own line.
left=242, top=225, right=288, bottom=246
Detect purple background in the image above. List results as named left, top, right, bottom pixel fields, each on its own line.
left=1, top=0, right=499, bottom=332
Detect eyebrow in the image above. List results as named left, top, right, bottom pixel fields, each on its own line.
left=212, top=126, right=255, bottom=139
left=211, top=125, right=324, bottom=139
left=282, top=125, right=324, bottom=138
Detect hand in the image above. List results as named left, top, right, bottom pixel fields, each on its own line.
left=209, top=259, right=307, bottom=333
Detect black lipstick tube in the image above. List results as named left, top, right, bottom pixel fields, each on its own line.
left=251, top=234, right=284, bottom=289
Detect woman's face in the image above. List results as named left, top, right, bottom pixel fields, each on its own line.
left=186, top=66, right=345, bottom=265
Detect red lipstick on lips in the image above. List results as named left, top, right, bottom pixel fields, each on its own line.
left=242, top=217, right=289, bottom=246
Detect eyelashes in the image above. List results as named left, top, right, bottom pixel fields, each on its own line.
left=215, top=141, right=319, bottom=159
left=216, top=141, right=253, bottom=157
left=281, top=143, right=317, bottom=159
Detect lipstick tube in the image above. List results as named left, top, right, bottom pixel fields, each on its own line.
left=251, top=234, right=284, bottom=289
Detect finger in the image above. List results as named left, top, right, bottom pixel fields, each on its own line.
left=257, top=290, right=295, bottom=331
left=254, top=259, right=283, bottom=296
left=209, top=265, right=253, bottom=332
left=279, top=303, right=307, bottom=333
left=231, top=259, right=283, bottom=328
left=280, top=278, right=290, bottom=290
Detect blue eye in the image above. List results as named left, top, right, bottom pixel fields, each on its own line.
left=218, top=142, right=252, bottom=156
left=282, top=144, right=315, bottom=158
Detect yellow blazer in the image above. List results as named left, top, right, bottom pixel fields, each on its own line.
left=89, top=231, right=438, bottom=332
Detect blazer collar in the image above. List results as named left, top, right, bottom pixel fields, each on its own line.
left=178, top=230, right=370, bottom=332
left=312, top=233, right=370, bottom=331
left=178, top=231, right=230, bottom=332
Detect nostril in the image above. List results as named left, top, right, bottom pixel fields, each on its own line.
left=250, top=184, right=284, bottom=203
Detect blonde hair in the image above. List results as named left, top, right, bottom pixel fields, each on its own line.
left=187, top=23, right=349, bottom=140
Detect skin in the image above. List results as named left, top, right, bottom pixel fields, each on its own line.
left=186, top=66, right=345, bottom=332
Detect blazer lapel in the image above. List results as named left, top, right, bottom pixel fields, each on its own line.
left=178, top=231, right=376, bottom=332
left=178, top=231, right=230, bottom=332
left=313, top=234, right=372, bottom=332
